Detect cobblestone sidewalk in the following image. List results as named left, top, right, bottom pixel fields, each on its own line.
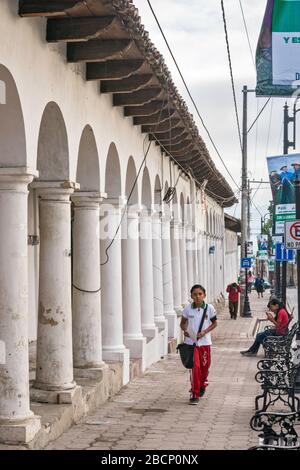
left=44, top=294, right=269, bottom=451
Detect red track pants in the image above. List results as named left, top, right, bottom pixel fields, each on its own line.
left=190, top=345, right=211, bottom=398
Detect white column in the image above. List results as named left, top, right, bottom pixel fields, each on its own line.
left=100, top=201, right=129, bottom=385
left=139, top=211, right=157, bottom=337
left=71, top=192, right=106, bottom=376
left=122, top=208, right=146, bottom=370
left=171, top=218, right=182, bottom=312
left=197, top=231, right=203, bottom=286
left=34, top=182, right=76, bottom=394
left=0, top=169, right=40, bottom=444
left=186, top=223, right=194, bottom=293
left=179, top=223, right=188, bottom=306
left=192, top=225, right=198, bottom=284
left=161, top=214, right=177, bottom=338
left=152, top=213, right=168, bottom=356
left=152, top=213, right=164, bottom=323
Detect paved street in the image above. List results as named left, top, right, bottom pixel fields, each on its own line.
left=45, top=294, right=270, bottom=451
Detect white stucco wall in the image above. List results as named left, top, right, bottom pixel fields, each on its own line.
left=0, top=0, right=233, bottom=340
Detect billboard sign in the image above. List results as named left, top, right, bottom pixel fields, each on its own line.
left=267, top=154, right=298, bottom=234
left=256, top=0, right=300, bottom=96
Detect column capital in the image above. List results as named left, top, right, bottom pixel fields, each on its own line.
left=0, top=167, right=38, bottom=188
left=30, top=180, right=79, bottom=200
left=71, top=191, right=106, bottom=207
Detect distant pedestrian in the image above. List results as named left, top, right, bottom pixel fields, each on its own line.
left=226, top=282, right=241, bottom=319
left=180, top=285, right=218, bottom=405
left=255, top=276, right=265, bottom=298
left=247, top=271, right=254, bottom=294
left=240, top=298, right=289, bottom=356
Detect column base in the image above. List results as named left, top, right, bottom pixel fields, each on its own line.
left=102, top=348, right=130, bottom=386
left=30, top=384, right=82, bottom=405
left=124, top=337, right=147, bottom=373
left=74, top=363, right=108, bottom=381
left=142, top=326, right=158, bottom=339
left=155, top=318, right=168, bottom=357
left=0, top=415, right=41, bottom=444
left=164, top=311, right=177, bottom=339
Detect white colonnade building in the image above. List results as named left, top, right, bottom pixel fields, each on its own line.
left=0, top=0, right=238, bottom=446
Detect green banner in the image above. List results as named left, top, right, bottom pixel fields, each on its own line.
left=256, top=0, right=300, bottom=96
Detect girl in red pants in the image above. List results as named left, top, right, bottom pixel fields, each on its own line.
left=180, top=285, right=218, bottom=405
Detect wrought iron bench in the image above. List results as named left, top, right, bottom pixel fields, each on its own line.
left=249, top=410, right=300, bottom=450
left=254, top=362, right=300, bottom=412
left=263, top=323, right=298, bottom=360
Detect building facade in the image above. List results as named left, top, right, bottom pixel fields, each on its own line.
left=0, top=0, right=237, bottom=445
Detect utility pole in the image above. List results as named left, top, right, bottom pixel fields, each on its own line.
left=240, top=85, right=252, bottom=317
left=281, top=103, right=290, bottom=305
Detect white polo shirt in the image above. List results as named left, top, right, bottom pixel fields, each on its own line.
left=182, top=303, right=217, bottom=346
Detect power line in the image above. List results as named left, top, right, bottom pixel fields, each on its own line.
left=238, top=0, right=255, bottom=69
left=221, top=0, right=243, bottom=154
left=248, top=98, right=271, bottom=134
left=145, top=0, right=240, bottom=191
left=265, top=98, right=274, bottom=158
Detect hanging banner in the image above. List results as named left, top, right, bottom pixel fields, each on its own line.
left=256, top=0, right=300, bottom=97
left=257, top=234, right=268, bottom=251
left=267, top=153, right=298, bottom=234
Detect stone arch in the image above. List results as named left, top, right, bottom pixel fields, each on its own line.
left=105, top=142, right=122, bottom=198
left=0, top=64, right=26, bottom=167
left=76, top=125, right=100, bottom=191
left=37, top=102, right=69, bottom=180
left=125, top=156, right=138, bottom=205
left=141, top=167, right=152, bottom=209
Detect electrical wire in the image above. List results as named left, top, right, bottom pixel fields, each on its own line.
left=248, top=98, right=271, bottom=135
left=239, top=0, right=255, bottom=69
left=100, top=88, right=168, bottom=267
left=146, top=0, right=240, bottom=191
left=221, top=0, right=243, bottom=154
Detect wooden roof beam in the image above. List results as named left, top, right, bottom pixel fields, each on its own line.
left=124, top=101, right=167, bottom=117
left=101, top=75, right=153, bottom=94
left=87, top=60, right=144, bottom=81
left=19, top=0, right=78, bottom=17
left=163, top=141, right=195, bottom=154
left=141, top=119, right=181, bottom=133
left=113, top=88, right=162, bottom=107
left=157, top=133, right=191, bottom=145
left=47, top=16, right=119, bottom=42
left=148, top=128, right=186, bottom=141
left=133, top=108, right=176, bottom=125
left=67, top=39, right=132, bottom=63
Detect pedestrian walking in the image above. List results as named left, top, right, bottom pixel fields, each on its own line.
left=247, top=271, right=254, bottom=294
left=226, top=282, right=241, bottom=319
left=180, top=284, right=218, bottom=405
left=240, top=298, right=290, bottom=356
left=254, top=276, right=265, bottom=298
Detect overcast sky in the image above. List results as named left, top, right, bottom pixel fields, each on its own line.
left=134, top=0, right=300, bottom=240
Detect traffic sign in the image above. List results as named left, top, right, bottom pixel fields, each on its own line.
left=241, top=258, right=252, bottom=269
left=285, top=220, right=300, bottom=249
left=276, top=242, right=295, bottom=260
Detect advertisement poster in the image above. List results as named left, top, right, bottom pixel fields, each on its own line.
left=267, top=154, right=298, bottom=233
left=257, top=234, right=269, bottom=250
left=246, top=241, right=254, bottom=257
left=256, top=0, right=300, bottom=96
